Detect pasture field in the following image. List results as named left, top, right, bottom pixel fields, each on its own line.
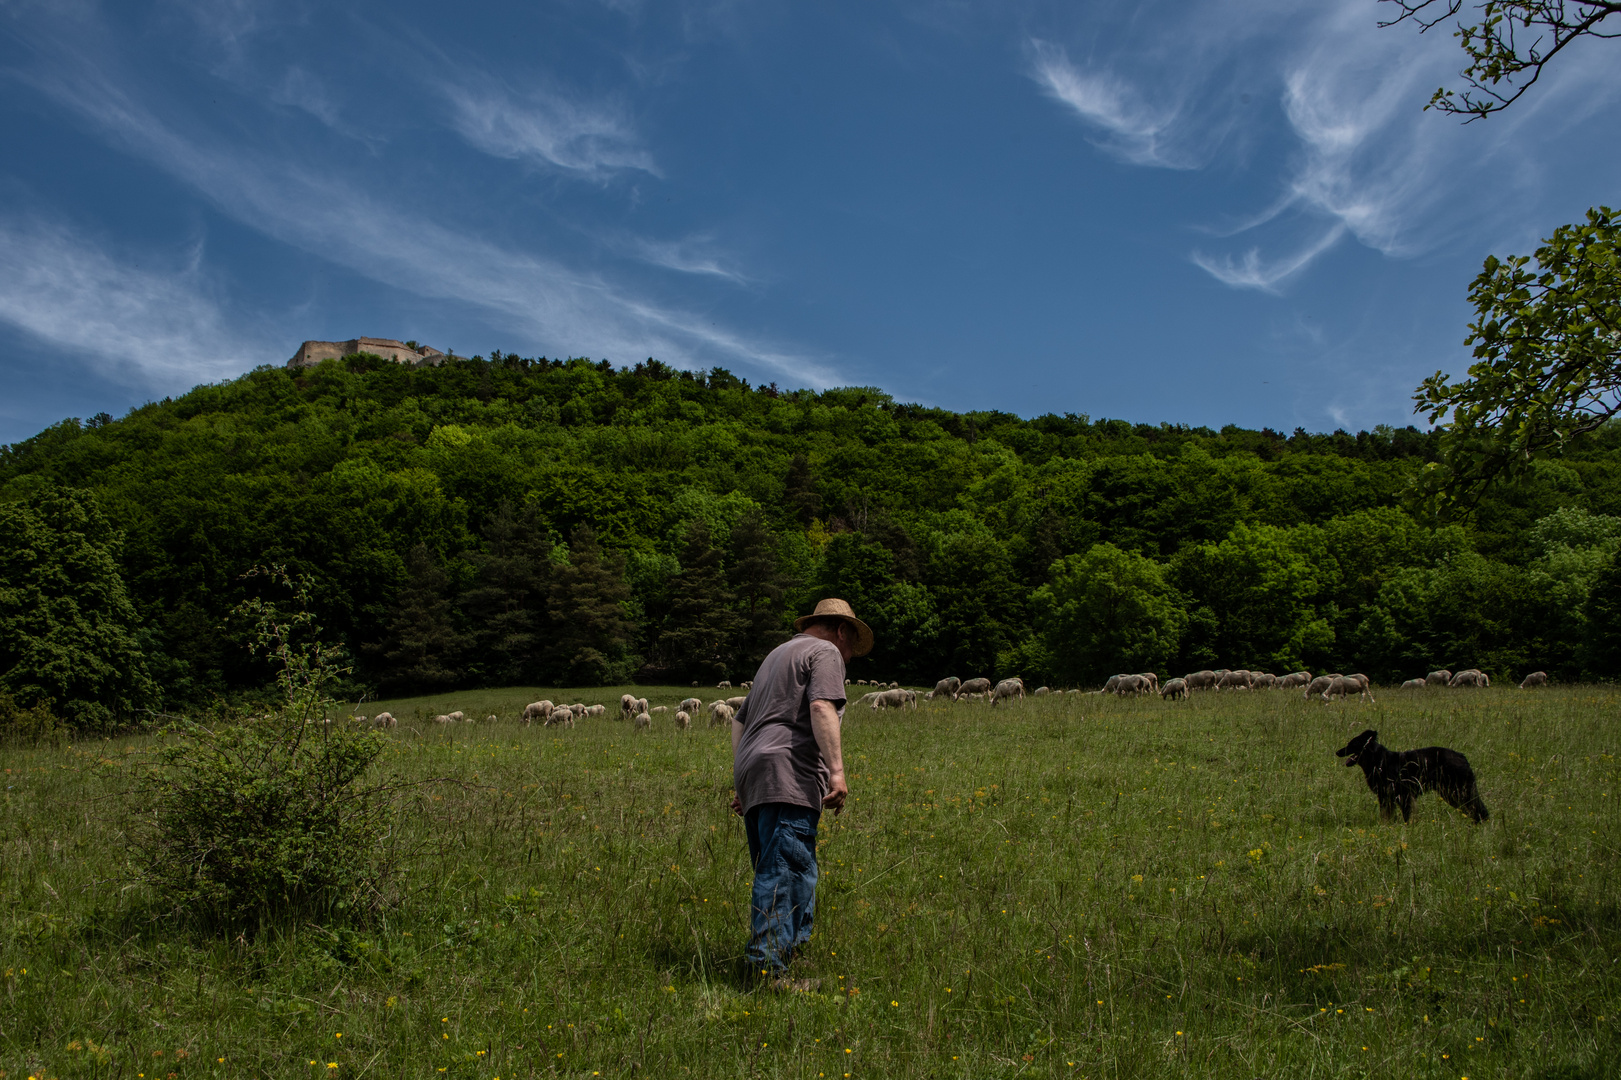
left=3, top=684, right=1620, bottom=1079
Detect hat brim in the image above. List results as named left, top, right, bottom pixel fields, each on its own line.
left=793, top=612, right=875, bottom=657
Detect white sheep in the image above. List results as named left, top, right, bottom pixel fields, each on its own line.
left=675, top=710, right=691, bottom=729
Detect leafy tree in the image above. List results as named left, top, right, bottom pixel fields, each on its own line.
left=653, top=520, right=744, bottom=682
left=369, top=545, right=467, bottom=694
left=784, top=454, right=822, bottom=526
left=547, top=525, right=639, bottom=685
left=459, top=502, right=552, bottom=685
left=0, top=486, right=154, bottom=729
left=1174, top=524, right=1334, bottom=673
left=1416, top=207, right=1621, bottom=510
left=1034, top=543, right=1186, bottom=684
left=729, top=509, right=795, bottom=667
left=1380, top=0, right=1620, bottom=119
left=1582, top=548, right=1621, bottom=675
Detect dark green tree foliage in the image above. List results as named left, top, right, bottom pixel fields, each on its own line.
left=654, top=520, right=744, bottom=682
left=0, top=486, right=154, bottom=728
left=6, top=352, right=1621, bottom=698
left=460, top=502, right=552, bottom=685
left=784, top=454, right=822, bottom=526
left=370, top=545, right=467, bottom=695
left=1035, top=544, right=1187, bottom=684
left=728, top=509, right=795, bottom=669
left=547, top=526, right=639, bottom=685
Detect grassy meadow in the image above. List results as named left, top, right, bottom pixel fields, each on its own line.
left=3, top=683, right=1620, bottom=1079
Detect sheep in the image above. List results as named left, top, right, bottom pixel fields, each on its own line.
left=1426, top=669, right=1453, bottom=687
left=1275, top=672, right=1310, bottom=690
left=433, top=714, right=451, bottom=724
left=1250, top=673, right=1278, bottom=689
left=1216, top=670, right=1252, bottom=690
left=371, top=712, right=397, bottom=728
left=651, top=705, right=668, bottom=713
left=1161, top=678, right=1188, bottom=701
left=545, top=707, right=574, bottom=729
left=1401, top=678, right=1427, bottom=689
left=679, top=697, right=703, bottom=715
left=620, top=693, right=637, bottom=718
left=675, top=710, right=691, bottom=729
left=990, top=678, right=1025, bottom=706
left=447, top=711, right=465, bottom=722
left=484, top=714, right=497, bottom=724
left=570, top=703, right=589, bottom=718
left=1135, top=673, right=1160, bottom=693
left=709, top=701, right=735, bottom=726
left=1033, top=686, right=1051, bottom=696
left=1112, top=674, right=1149, bottom=696
left=871, top=688, right=917, bottom=710
left=1183, top=670, right=1218, bottom=691
left=1449, top=669, right=1490, bottom=688
left=855, top=691, right=882, bottom=709
left=635, top=697, right=650, bottom=715
left=524, top=700, right=554, bottom=724
left=1519, top=671, right=1549, bottom=689
left=1324, top=675, right=1374, bottom=702
left=959, top=677, right=992, bottom=697
left=725, top=695, right=748, bottom=711
left=1303, top=676, right=1334, bottom=699
left=1102, top=675, right=1121, bottom=694
left=960, top=691, right=988, bottom=701
left=634, top=711, right=651, bottom=731
left=717, top=680, right=733, bottom=689
left=741, top=681, right=753, bottom=690
left=586, top=704, right=607, bottom=718
left=932, top=677, right=961, bottom=701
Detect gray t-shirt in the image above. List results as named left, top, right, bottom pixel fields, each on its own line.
left=733, top=634, right=847, bottom=813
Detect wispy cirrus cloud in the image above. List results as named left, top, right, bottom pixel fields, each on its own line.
left=0, top=215, right=263, bottom=386
left=1027, top=39, right=1185, bottom=169
left=1032, top=0, right=1621, bottom=292
left=9, top=33, right=828, bottom=385
left=439, top=76, right=658, bottom=177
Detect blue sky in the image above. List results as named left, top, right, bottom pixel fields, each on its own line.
left=1, top=0, right=1617, bottom=444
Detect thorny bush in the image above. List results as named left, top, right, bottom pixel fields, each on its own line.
left=133, top=567, right=402, bottom=933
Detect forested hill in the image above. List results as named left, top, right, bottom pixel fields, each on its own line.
left=4, top=351, right=1621, bottom=728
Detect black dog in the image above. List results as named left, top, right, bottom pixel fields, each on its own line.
left=1335, top=729, right=1489, bottom=823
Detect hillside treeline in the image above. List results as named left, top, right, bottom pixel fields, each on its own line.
left=4, top=351, right=1621, bottom=728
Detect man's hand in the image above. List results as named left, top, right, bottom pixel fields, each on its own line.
left=730, top=795, right=743, bottom=817
left=822, top=771, right=848, bottom=814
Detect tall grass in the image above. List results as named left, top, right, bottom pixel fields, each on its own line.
left=3, top=685, right=1618, bottom=1078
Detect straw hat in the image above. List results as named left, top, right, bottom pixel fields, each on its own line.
left=793, top=597, right=874, bottom=657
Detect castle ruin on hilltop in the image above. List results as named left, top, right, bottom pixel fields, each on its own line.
left=287, top=337, right=446, bottom=368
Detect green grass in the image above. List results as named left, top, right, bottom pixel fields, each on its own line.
left=4, top=685, right=1620, bottom=1079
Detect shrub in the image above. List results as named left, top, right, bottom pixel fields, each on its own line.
left=134, top=568, right=401, bottom=932
left=0, top=688, right=62, bottom=745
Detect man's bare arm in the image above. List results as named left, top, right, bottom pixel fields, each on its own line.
left=810, top=699, right=848, bottom=813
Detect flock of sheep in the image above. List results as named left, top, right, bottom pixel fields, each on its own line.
left=348, top=664, right=1547, bottom=731
left=518, top=684, right=758, bottom=731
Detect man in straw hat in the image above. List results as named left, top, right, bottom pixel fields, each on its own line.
left=730, top=597, right=873, bottom=986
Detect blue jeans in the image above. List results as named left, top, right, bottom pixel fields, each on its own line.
left=744, top=803, right=821, bottom=973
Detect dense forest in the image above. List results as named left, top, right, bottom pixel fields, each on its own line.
left=4, top=350, right=1621, bottom=729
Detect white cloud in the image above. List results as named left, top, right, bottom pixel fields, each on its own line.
left=1191, top=224, right=1346, bottom=292
left=619, top=234, right=751, bottom=282
left=270, top=66, right=343, bottom=130
left=15, top=51, right=831, bottom=386
left=0, top=216, right=263, bottom=386
left=439, top=77, right=658, bottom=177
left=1029, top=0, right=1621, bottom=292
left=1028, top=40, right=1185, bottom=168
